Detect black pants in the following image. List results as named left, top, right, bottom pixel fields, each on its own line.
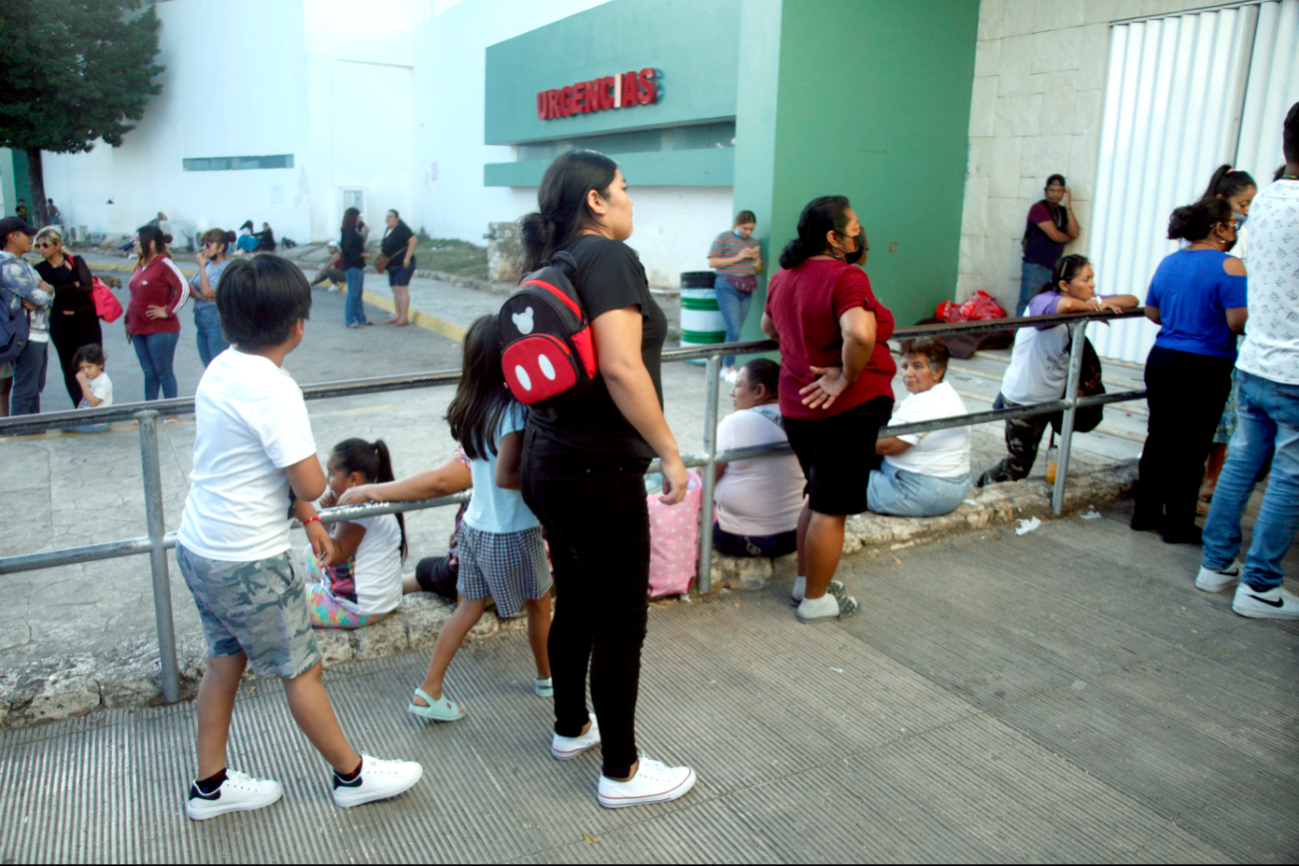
left=1134, top=345, right=1234, bottom=535
left=977, top=396, right=1060, bottom=486
left=520, top=427, right=651, bottom=780
left=49, top=309, right=102, bottom=409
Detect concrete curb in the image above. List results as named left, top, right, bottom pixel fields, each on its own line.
left=0, top=461, right=1137, bottom=729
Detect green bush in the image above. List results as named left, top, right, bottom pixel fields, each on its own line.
left=414, top=238, right=488, bottom=280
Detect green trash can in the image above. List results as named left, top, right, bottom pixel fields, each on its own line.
left=679, top=271, right=725, bottom=365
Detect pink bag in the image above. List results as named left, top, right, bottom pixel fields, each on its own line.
left=91, top=276, right=123, bottom=323
left=647, top=471, right=703, bottom=598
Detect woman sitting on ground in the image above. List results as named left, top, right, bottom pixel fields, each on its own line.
left=869, top=338, right=971, bottom=517
left=977, top=254, right=1138, bottom=487
left=713, top=358, right=806, bottom=559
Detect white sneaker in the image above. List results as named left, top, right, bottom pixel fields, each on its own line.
left=597, top=756, right=696, bottom=809
left=331, top=755, right=423, bottom=808
left=721, top=368, right=738, bottom=385
left=1232, top=584, right=1299, bottom=620
left=1196, top=559, right=1242, bottom=592
left=552, top=714, right=601, bottom=760
left=186, top=769, right=283, bottom=821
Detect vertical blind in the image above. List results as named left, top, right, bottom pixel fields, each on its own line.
left=1236, top=0, right=1299, bottom=184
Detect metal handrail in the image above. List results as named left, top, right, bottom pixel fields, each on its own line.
left=0, top=306, right=1149, bottom=703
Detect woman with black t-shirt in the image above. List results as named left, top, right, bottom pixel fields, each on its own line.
left=380, top=209, right=417, bottom=326
left=517, top=150, right=696, bottom=810
left=34, top=226, right=101, bottom=409
left=339, top=207, right=371, bottom=328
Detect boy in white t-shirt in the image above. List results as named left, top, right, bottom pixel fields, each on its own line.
left=68, top=344, right=114, bottom=433
left=869, top=339, right=972, bottom=517
left=174, top=255, right=422, bottom=821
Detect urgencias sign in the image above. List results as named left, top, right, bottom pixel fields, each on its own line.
left=537, top=69, right=660, bottom=120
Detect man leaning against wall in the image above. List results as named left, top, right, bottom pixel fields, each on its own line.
left=1017, top=174, right=1080, bottom=316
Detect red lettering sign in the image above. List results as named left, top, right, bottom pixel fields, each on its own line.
left=535, top=69, right=660, bottom=120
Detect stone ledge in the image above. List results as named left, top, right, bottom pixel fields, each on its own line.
left=0, top=461, right=1135, bottom=728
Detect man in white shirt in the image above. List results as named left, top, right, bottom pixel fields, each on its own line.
left=869, top=339, right=972, bottom=517
left=1197, top=102, right=1299, bottom=620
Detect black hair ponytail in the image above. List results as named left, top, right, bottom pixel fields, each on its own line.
left=778, top=196, right=853, bottom=270
left=1200, top=164, right=1257, bottom=203
left=1036, top=253, right=1091, bottom=295
left=330, top=438, right=407, bottom=562
left=1168, top=198, right=1234, bottom=242
left=520, top=149, right=619, bottom=274
left=446, top=315, right=514, bottom=462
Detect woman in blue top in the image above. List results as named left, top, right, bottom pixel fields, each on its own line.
left=1133, top=199, right=1248, bottom=544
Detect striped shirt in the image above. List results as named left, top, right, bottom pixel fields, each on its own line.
left=709, top=230, right=760, bottom=277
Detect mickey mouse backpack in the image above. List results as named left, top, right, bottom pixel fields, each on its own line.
left=499, top=251, right=597, bottom=406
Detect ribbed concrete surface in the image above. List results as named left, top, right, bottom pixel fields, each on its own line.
left=2, top=505, right=1295, bottom=863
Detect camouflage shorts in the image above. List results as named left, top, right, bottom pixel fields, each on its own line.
left=176, top=544, right=322, bottom=680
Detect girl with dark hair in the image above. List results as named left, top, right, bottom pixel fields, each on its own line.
left=339, top=207, right=370, bottom=328
left=1133, top=199, right=1248, bottom=543
left=192, top=228, right=237, bottom=367
left=1197, top=165, right=1258, bottom=506
left=307, top=437, right=408, bottom=628
left=33, top=226, right=101, bottom=408
left=761, top=195, right=893, bottom=624
left=978, top=255, right=1137, bottom=486
left=380, top=209, right=417, bottom=326
left=126, top=224, right=189, bottom=401
left=707, top=209, right=763, bottom=383
left=406, top=315, right=553, bottom=722
left=516, top=149, right=696, bottom=810
left=712, top=357, right=806, bottom=564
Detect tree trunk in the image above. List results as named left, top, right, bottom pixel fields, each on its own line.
left=25, top=147, right=47, bottom=229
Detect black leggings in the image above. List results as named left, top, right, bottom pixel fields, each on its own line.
left=520, top=427, right=651, bottom=780
left=1134, top=345, right=1233, bottom=534
left=50, top=310, right=102, bottom=410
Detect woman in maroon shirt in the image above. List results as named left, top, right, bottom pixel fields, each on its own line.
left=126, top=224, right=189, bottom=401
left=762, top=195, right=896, bottom=624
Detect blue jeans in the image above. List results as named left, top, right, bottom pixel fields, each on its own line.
left=1202, top=370, right=1299, bottom=592
left=9, top=338, right=48, bottom=416
left=345, top=267, right=367, bottom=327
left=714, top=275, right=753, bottom=369
left=193, top=303, right=229, bottom=368
left=1017, top=262, right=1053, bottom=316
left=867, top=461, right=971, bottom=517
left=132, top=331, right=180, bottom=401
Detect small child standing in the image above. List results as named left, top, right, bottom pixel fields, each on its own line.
left=306, top=438, right=408, bottom=628
left=68, top=344, right=113, bottom=433
left=408, top=314, right=553, bottom=721
left=174, top=255, right=421, bottom=821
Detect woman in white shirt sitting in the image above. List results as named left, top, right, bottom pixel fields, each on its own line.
left=868, top=339, right=972, bottom=517
left=713, top=359, right=807, bottom=558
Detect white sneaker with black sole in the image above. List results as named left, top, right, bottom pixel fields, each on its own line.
left=1196, top=559, right=1242, bottom=592
left=186, top=770, right=283, bottom=821
left=331, top=755, right=423, bottom=808
left=1232, top=584, right=1299, bottom=620
left=598, top=756, right=696, bottom=809
left=552, top=714, right=601, bottom=760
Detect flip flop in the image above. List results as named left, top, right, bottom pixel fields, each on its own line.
left=535, top=677, right=554, bottom=698
left=408, top=687, right=464, bottom=722
left=790, top=579, right=846, bottom=606
left=796, top=594, right=861, bottom=624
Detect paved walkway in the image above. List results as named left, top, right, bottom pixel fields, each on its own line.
left=1, top=502, right=1295, bottom=863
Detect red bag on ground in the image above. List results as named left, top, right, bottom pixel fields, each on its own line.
left=957, top=290, right=1007, bottom=321
left=935, top=300, right=963, bottom=323
left=647, top=471, right=703, bottom=598
left=91, top=276, right=123, bottom=323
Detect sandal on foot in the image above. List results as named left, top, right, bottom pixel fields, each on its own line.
left=535, top=678, right=554, bottom=698
left=408, top=687, right=464, bottom=722
left=796, top=594, right=861, bottom=624
left=790, top=579, right=845, bottom=606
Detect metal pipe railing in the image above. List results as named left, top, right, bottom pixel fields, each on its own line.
left=0, top=306, right=1149, bottom=702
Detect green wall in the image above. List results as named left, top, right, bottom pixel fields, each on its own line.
left=484, top=0, right=740, bottom=145
left=733, top=0, right=978, bottom=335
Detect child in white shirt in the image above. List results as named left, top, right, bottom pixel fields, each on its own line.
left=69, top=344, right=113, bottom=433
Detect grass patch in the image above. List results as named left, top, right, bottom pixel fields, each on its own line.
left=414, top=238, right=488, bottom=280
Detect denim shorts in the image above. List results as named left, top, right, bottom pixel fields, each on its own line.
left=176, top=544, right=322, bottom=679
left=387, top=265, right=415, bottom=286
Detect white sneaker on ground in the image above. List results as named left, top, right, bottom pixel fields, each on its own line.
left=1196, top=559, right=1242, bottom=593
left=186, top=769, right=283, bottom=821
left=1232, top=584, right=1299, bottom=620
left=331, top=755, right=423, bottom=808
left=597, top=756, right=696, bottom=809
left=552, top=714, right=601, bottom=760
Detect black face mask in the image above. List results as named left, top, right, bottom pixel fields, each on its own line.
left=843, top=232, right=867, bottom=265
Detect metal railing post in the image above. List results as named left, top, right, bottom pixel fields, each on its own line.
left=1051, top=320, right=1088, bottom=516
left=139, top=412, right=181, bottom=703
left=695, top=353, right=723, bottom=594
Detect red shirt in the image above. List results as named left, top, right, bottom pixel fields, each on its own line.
left=126, top=255, right=189, bottom=335
left=764, top=259, right=896, bottom=420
